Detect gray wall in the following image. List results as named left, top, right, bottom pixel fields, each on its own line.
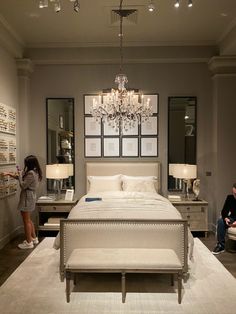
left=29, top=60, right=214, bottom=220
left=0, top=46, right=22, bottom=248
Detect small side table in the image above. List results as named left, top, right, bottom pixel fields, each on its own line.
left=170, top=199, right=209, bottom=237
left=36, top=198, right=78, bottom=236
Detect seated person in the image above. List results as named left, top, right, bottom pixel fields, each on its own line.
left=212, top=183, right=236, bottom=254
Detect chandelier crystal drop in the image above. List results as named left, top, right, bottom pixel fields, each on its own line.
left=90, top=0, right=153, bottom=131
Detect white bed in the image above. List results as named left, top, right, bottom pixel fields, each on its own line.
left=59, top=162, right=190, bottom=280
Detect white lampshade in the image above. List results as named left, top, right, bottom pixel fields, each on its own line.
left=172, top=164, right=197, bottom=179
left=169, top=163, right=181, bottom=176
left=66, top=163, right=74, bottom=176
left=46, top=164, right=69, bottom=179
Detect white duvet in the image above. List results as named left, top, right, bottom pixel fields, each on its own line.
left=54, top=191, right=194, bottom=257
left=70, top=191, right=182, bottom=220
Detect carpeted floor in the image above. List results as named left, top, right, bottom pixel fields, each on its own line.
left=0, top=238, right=236, bottom=314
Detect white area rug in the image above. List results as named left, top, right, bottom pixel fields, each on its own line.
left=0, top=238, right=236, bottom=314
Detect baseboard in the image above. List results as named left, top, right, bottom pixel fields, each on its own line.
left=0, top=226, right=24, bottom=250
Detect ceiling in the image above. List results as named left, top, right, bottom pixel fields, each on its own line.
left=0, top=0, right=236, bottom=50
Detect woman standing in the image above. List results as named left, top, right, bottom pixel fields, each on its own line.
left=6, top=155, right=42, bottom=249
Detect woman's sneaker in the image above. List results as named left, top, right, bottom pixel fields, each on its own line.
left=32, top=237, right=39, bottom=245
left=212, top=244, right=225, bottom=255
left=18, top=240, right=34, bottom=249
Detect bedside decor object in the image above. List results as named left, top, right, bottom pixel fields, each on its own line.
left=193, top=179, right=200, bottom=201
left=46, top=164, right=69, bottom=200
left=172, top=164, right=197, bottom=200
left=65, top=189, right=74, bottom=201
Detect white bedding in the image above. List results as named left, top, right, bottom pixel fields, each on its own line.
left=71, top=191, right=182, bottom=220
left=54, top=191, right=194, bottom=257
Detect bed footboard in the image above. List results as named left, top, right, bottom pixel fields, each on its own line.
left=60, top=219, right=188, bottom=280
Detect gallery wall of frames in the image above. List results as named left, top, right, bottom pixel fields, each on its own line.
left=0, top=103, right=17, bottom=198
left=84, top=94, right=159, bottom=158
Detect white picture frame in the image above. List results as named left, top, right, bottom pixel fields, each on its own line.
left=143, top=94, right=158, bottom=114
left=141, top=116, right=158, bottom=135
left=103, top=120, right=120, bottom=136
left=122, top=120, right=139, bottom=136
left=122, top=137, right=139, bottom=157
left=141, top=137, right=158, bottom=157
left=103, top=137, right=120, bottom=157
left=85, top=117, right=101, bottom=136
left=65, top=189, right=74, bottom=201
left=84, top=95, right=101, bottom=115
left=85, top=138, right=101, bottom=157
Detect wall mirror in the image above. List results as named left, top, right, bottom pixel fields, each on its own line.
left=168, top=96, right=197, bottom=191
left=46, top=98, right=75, bottom=192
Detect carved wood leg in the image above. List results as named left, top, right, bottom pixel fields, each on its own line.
left=66, top=271, right=71, bottom=303
left=121, top=272, right=126, bottom=303
left=177, top=272, right=182, bottom=304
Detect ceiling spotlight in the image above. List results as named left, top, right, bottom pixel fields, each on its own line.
left=39, top=0, right=48, bottom=8
left=188, top=0, right=193, bottom=8
left=174, top=0, right=180, bottom=8
left=148, top=1, right=155, bottom=12
left=74, top=0, right=80, bottom=12
left=54, top=0, right=61, bottom=13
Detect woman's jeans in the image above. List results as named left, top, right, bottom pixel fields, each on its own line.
left=217, top=217, right=235, bottom=248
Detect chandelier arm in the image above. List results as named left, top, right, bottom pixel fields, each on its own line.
left=119, top=0, right=124, bottom=74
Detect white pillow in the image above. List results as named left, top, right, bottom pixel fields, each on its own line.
left=121, top=175, right=157, bottom=181
left=87, top=175, right=122, bottom=193
left=122, top=179, right=156, bottom=193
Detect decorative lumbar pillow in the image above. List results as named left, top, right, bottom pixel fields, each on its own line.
left=121, top=175, right=157, bottom=181
left=87, top=175, right=122, bottom=193
left=122, top=179, right=157, bottom=193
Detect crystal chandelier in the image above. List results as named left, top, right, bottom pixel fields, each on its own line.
left=91, top=0, right=153, bottom=132
left=39, top=0, right=80, bottom=13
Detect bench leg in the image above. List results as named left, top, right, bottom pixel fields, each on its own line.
left=177, top=272, right=182, bottom=304
left=73, top=273, right=77, bottom=286
left=121, top=272, right=126, bottom=303
left=66, top=272, right=71, bottom=303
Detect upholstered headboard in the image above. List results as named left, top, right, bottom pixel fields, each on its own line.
left=86, top=162, right=161, bottom=193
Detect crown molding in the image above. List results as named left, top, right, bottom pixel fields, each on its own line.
left=16, top=59, right=34, bottom=77
left=208, top=56, right=236, bottom=75
left=26, top=40, right=217, bottom=49
left=31, top=57, right=210, bottom=66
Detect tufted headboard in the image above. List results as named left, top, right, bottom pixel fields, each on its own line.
left=86, top=162, right=161, bottom=193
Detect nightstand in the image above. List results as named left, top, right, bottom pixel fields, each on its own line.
left=171, top=199, right=209, bottom=237
left=36, top=198, right=78, bottom=236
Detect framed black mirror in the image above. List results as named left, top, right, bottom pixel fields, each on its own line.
left=168, top=96, right=197, bottom=191
left=46, top=98, right=75, bottom=192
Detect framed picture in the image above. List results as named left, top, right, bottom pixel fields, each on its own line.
left=85, top=138, right=101, bottom=157
left=141, top=116, right=158, bottom=135
left=122, top=137, right=139, bottom=157
left=84, top=95, right=101, bottom=115
left=103, top=137, right=120, bottom=157
left=103, top=120, right=120, bottom=136
left=122, top=120, right=139, bottom=136
left=65, top=189, right=74, bottom=201
left=141, top=137, right=158, bottom=157
left=59, top=115, right=64, bottom=129
left=85, top=117, right=101, bottom=136
left=144, top=94, right=159, bottom=114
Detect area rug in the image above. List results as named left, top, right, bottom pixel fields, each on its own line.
left=0, top=238, right=236, bottom=314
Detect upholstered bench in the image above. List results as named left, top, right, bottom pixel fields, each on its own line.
left=65, top=248, right=183, bottom=304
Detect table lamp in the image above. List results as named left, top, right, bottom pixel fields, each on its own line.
left=46, top=164, right=69, bottom=200
left=169, top=163, right=183, bottom=190
left=172, top=164, right=197, bottom=199
left=64, top=163, right=74, bottom=189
